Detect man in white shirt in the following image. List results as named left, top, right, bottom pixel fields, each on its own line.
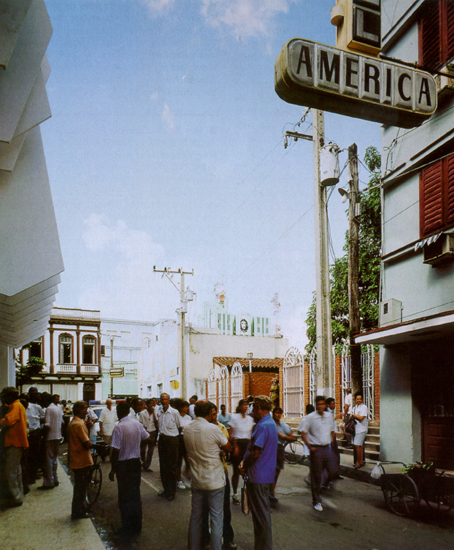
left=41, top=394, right=63, bottom=489
left=129, top=397, right=145, bottom=420
left=156, top=392, right=181, bottom=500
left=184, top=400, right=231, bottom=550
left=109, top=401, right=150, bottom=534
left=26, top=391, right=45, bottom=484
left=188, top=395, right=198, bottom=420
left=99, top=399, right=117, bottom=445
left=139, top=398, right=157, bottom=472
left=301, top=395, right=338, bottom=512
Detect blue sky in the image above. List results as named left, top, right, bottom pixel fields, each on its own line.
left=41, top=0, right=381, bottom=349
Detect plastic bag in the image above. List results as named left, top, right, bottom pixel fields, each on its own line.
left=241, top=477, right=250, bottom=516
left=370, top=462, right=382, bottom=480
left=345, top=416, right=356, bottom=436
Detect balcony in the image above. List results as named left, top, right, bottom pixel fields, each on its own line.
left=55, top=364, right=100, bottom=375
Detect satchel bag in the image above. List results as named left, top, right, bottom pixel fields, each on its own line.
left=241, top=475, right=250, bottom=516
left=344, top=415, right=356, bottom=436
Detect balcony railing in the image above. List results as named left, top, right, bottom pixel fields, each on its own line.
left=55, top=364, right=100, bottom=375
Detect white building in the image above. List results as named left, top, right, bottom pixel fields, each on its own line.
left=138, top=318, right=288, bottom=400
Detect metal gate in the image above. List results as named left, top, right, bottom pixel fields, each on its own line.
left=308, top=346, right=317, bottom=407
left=230, top=361, right=243, bottom=413
left=218, top=365, right=229, bottom=408
left=283, top=347, right=304, bottom=418
left=362, top=344, right=375, bottom=420
left=207, top=369, right=218, bottom=404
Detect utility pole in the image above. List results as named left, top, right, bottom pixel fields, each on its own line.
left=153, top=266, right=194, bottom=399
left=313, top=109, right=333, bottom=396
left=348, top=143, right=362, bottom=396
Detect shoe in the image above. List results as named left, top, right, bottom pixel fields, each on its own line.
left=177, top=481, right=186, bottom=489
left=321, top=483, right=332, bottom=489
left=166, top=494, right=175, bottom=501
left=54, top=481, right=59, bottom=487
left=143, top=468, right=152, bottom=472
left=222, top=543, right=238, bottom=549
left=313, top=503, right=323, bottom=512
left=232, top=493, right=240, bottom=504
left=38, top=485, right=54, bottom=490
left=269, top=494, right=278, bottom=502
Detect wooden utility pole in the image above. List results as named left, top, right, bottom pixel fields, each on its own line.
left=348, top=143, right=362, bottom=396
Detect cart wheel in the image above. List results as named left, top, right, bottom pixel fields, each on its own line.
left=383, top=474, right=420, bottom=516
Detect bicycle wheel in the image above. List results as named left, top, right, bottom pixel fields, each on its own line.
left=383, top=474, right=420, bottom=516
left=86, top=464, right=102, bottom=508
left=284, top=440, right=306, bottom=465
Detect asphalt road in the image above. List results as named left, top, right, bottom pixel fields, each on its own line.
left=61, top=446, right=454, bottom=550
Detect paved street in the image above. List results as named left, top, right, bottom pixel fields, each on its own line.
left=70, top=446, right=454, bottom=550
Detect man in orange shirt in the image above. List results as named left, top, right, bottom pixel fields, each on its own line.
left=68, top=401, right=93, bottom=519
left=0, top=386, right=29, bottom=507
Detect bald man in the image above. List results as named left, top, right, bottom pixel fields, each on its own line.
left=99, top=399, right=117, bottom=445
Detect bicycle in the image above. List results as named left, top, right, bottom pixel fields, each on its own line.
left=283, top=434, right=307, bottom=465
left=86, top=443, right=109, bottom=507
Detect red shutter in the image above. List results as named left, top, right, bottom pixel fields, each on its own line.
left=446, top=1, right=454, bottom=60
left=445, top=153, right=454, bottom=224
left=420, top=2, right=441, bottom=72
left=420, top=160, right=444, bottom=236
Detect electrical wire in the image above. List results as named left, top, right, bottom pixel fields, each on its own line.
left=230, top=204, right=314, bottom=283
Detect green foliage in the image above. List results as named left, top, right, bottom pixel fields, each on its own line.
left=305, top=146, right=381, bottom=355
left=16, top=356, right=46, bottom=386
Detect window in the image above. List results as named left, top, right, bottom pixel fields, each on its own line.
left=83, top=335, right=96, bottom=364
left=29, top=337, right=43, bottom=359
left=419, top=0, right=454, bottom=73
left=59, top=334, right=73, bottom=364
left=420, top=152, right=454, bottom=237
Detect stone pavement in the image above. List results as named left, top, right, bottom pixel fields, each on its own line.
left=1, top=461, right=105, bottom=550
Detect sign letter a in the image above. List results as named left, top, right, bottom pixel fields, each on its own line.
left=297, top=45, right=312, bottom=78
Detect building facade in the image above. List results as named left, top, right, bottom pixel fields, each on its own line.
left=357, top=0, right=454, bottom=469
left=19, top=307, right=102, bottom=402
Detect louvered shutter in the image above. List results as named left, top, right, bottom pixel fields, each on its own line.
left=445, top=153, right=454, bottom=225
left=421, top=159, right=443, bottom=236
left=446, top=1, right=454, bottom=60
left=420, top=2, right=441, bottom=72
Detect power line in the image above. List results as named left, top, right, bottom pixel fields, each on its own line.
left=231, top=204, right=314, bottom=283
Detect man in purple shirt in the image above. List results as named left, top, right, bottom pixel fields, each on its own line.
left=109, top=401, right=150, bottom=535
left=240, top=395, right=278, bottom=550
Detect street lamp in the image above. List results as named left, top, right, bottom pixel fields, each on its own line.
left=247, top=351, right=253, bottom=373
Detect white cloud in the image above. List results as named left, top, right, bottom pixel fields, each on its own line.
left=162, top=102, right=175, bottom=132
left=138, top=0, right=176, bottom=16
left=80, top=215, right=176, bottom=321
left=200, top=0, right=290, bottom=37
left=150, top=91, right=159, bottom=100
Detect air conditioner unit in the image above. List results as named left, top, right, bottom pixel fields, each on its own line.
left=434, top=63, right=454, bottom=100
left=423, top=233, right=454, bottom=266
left=379, top=299, right=402, bottom=327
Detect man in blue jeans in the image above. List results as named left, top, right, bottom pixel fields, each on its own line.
left=240, top=395, right=278, bottom=550
left=184, top=400, right=232, bottom=550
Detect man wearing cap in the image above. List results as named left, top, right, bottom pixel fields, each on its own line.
left=239, top=395, right=278, bottom=550
left=0, top=386, right=29, bottom=506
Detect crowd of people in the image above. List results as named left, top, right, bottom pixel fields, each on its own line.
left=0, top=385, right=368, bottom=550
